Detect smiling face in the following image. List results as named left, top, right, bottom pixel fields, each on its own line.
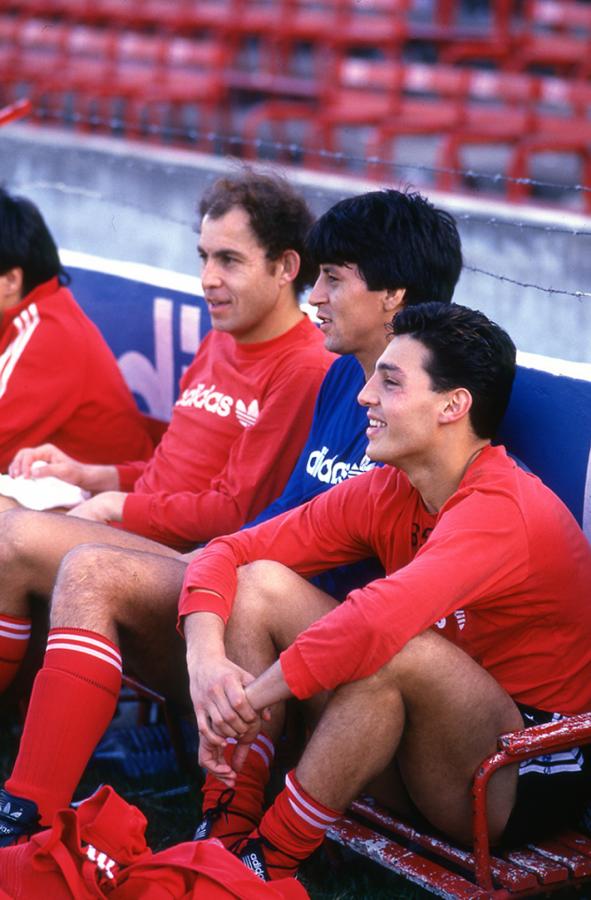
left=358, top=334, right=449, bottom=468
left=307, top=263, right=403, bottom=377
left=197, top=206, right=299, bottom=344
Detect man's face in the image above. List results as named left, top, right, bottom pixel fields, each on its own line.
left=198, top=207, right=289, bottom=344
left=358, top=334, right=446, bottom=468
left=308, top=263, right=396, bottom=375
left=0, top=268, right=22, bottom=314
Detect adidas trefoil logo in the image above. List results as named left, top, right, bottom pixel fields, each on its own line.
left=194, top=819, right=209, bottom=840
left=235, top=399, right=259, bottom=428
left=0, top=801, right=21, bottom=820
left=434, top=609, right=467, bottom=631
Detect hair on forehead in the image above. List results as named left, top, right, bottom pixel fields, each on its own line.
left=197, top=165, right=317, bottom=295
left=388, top=302, right=516, bottom=439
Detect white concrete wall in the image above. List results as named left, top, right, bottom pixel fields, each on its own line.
left=1, top=123, right=590, bottom=362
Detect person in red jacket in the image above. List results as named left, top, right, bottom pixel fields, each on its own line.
left=0, top=168, right=333, bottom=709
left=0, top=187, right=154, bottom=473
left=178, top=303, right=591, bottom=880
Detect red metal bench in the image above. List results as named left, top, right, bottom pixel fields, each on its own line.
left=328, top=712, right=591, bottom=898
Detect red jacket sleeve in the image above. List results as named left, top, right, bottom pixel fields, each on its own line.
left=116, top=460, right=150, bottom=491
left=0, top=307, right=83, bottom=471
left=120, top=363, right=329, bottom=550
left=280, top=492, right=529, bottom=699
left=178, top=475, right=377, bottom=624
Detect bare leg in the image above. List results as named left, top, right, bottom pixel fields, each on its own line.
left=0, top=497, right=18, bottom=513
left=2, top=544, right=192, bottom=823
left=297, top=630, right=523, bottom=844
left=222, top=561, right=523, bottom=844
left=224, top=561, right=338, bottom=742
left=50, top=543, right=191, bottom=704
left=0, top=507, right=182, bottom=618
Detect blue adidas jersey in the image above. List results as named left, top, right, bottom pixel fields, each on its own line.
left=249, top=355, right=373, bottom=524
left=248, top=355, right=385, bottom=599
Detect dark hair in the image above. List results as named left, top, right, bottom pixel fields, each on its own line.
left=390, top=302, right=516, bottom=439
left=0, top=187, right=69, bottom=297
left=306, top=189, right=462, bottom=304
left=199, top=167, right=317, bottom=296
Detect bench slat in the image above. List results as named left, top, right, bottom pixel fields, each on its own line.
left=350, top=798, right=538, bottom=891
left=329, top=817, right=492, bottom=900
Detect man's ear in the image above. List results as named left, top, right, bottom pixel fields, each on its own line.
left=383, top=287, right=406, bottom=313
left=277, top=250, right=301, bottom=286
left=1, top=267, right=24, bottom=306
left=439, top=387, right=473, bottom=425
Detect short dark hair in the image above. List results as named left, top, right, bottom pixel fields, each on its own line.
left=198, top=167, right=317, bottom=296
left=306, top=189, right=462, bottom=304
left=390, top=302, right=516, bottom=439
left=0, top=187, right=69, bottom=297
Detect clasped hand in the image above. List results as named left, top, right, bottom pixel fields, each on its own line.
left=191, top=657, right=270, bottom=785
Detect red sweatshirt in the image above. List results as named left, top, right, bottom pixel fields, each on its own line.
left=117, top=315, right=335, bottom=550
left=0, top=278, right=153, bottom=471
left=181, top=446, right=591, bottom=715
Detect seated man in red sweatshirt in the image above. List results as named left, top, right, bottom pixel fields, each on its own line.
left=178, top=302, right=591, bottom=879
left=0, top=168, right=334, bottom=698
left=0, top=187, right=154, bottom=472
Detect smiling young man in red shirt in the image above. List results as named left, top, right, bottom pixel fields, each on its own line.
left=180, top=302, right=591, bottom=879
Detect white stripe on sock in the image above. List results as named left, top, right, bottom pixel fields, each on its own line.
left=287, top=797, right=334, bottom=832
left=257, top=733, right=275, bottom=758
left=48, top=632, right=121, bottom=664
left=0, top=629, right=31, bottom=640
left=0, top=620, right=31, bottom=633
left=286, top=773, right=339, bottom=825
left=251, top=743, right=272, bottom=768
left=45, top=641, right=122, bottom=673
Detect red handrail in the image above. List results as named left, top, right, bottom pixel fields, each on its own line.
left=0, top=98, right=32, bottom=127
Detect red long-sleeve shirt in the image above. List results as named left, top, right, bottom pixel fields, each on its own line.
left=180, top=445, right=591, bottom=715
left=116, top=316, right=335, bottom=550
left=0, top=278, right=153, bottom=472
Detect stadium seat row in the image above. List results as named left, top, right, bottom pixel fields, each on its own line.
left=2, top=0, right=591, bottom=209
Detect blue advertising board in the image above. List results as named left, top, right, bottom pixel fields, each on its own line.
left=63, top=250, right=210, bottom=422
left=63, top=250, right=591, bottom=541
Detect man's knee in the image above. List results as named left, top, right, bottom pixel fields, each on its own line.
left=235, top=560, right=293, bottom=607
left=381, top=629, right=472, bottom=684
left=51, top=544, right=125, bottom=629
left=0, top=508, right=37, bottom=568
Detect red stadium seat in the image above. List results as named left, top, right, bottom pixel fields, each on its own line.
left=512, top=0, right=591, bottom=78
left=0, top=17, right=71, bottom=110
left=439, top=0, right=516, bottom=68
left=119, top=36, right=230, bottom=149
left=369, top=66, right=538, bottom=185
left=240, top=60, right=538, bottom=176
left=434, top=71, right=591, bottom=203
left=267, top=0, right=410, bottom=77
left=507, top=124, right=591, bottom=213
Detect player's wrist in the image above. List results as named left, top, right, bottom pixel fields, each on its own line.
left=80, top=464, right=120, bottom=493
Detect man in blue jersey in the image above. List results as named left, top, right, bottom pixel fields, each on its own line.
left=250, top=189, right=463, bottom=597
left=0, top=188, right=463, bottom=848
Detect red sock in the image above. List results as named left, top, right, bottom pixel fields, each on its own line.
left=0, top=615, right=31, bottom=693
left=200, top=733, right=275, bottom=848
left=253, top=769, right=342, bottom=879
left=6, top=628, right=121, bottom=825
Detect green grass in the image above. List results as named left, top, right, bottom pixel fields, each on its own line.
left=0, top=708, right=428, bottom=899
